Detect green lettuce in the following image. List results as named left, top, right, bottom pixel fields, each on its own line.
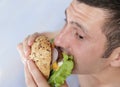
left=48, top=53, right=74, bottom=87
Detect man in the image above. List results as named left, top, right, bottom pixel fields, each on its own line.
left=17, top=0, right=120, bottom=87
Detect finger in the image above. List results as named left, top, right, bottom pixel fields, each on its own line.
left=27, top=60, right=50, bottom=87
left=28, top=32, right=40, bottom=46
left=23, top=35, right=31, bottom=57
left=17, top=43, right=26, bottom=63
left=24, top=63, right=37, bottom=87
left=17, top=43, right=27, bottom=64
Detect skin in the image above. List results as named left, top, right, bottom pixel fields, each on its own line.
left=17, top=0, right=120, bottom=87
left=54, top=0, right=108, bottom=74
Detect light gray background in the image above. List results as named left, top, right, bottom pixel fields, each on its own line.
left=0, top=0, right=79, bottom=87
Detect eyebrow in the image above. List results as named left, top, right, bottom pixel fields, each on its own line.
left=64, top=9, right=88, bottom=35
left=71, top=21, right=88, bottom=34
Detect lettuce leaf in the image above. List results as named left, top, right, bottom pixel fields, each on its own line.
left=48, top=53, right=74, bottom=87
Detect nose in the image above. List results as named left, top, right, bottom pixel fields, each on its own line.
left=54, top=26, right=73, bottom=54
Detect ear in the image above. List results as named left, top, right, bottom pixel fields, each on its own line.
left=110, top=47, right=120, bottom=67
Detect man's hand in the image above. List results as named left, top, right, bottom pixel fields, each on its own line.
left=17, top=32, right=40, bottom=64
left=17, top=32, right=68, bottom=87
left=25, top=60, right=50, bottom=87
left=25, top=60, right=68, bottom=87
left=17, top=32, right=57, bottom=63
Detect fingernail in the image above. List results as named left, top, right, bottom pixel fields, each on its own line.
left=28, top=40, right=32, bottom=46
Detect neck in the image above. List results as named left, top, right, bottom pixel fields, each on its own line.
left=78, top=67, right=120, bottom=87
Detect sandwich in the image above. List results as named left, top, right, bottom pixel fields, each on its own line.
left=29, top=35, right=74, bottom=87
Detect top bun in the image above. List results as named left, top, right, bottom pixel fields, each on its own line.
left=29, top=35, right=52, bottom=79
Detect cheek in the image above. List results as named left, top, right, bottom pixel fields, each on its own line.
left=71, top=42, right=105, bottom=74
left=74, top=48, right=96, bottom=67
left=72, top=39, right=104, bottom=62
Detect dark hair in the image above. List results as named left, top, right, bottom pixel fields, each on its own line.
left=77, top=0, right=120, bottom=58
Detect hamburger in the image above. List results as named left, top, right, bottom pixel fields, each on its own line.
left=29, top=35, right=74, bottom=87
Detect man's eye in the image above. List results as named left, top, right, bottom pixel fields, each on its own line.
left=76, top=33, right=84, bottom=39
left=79, top=35, right=84, bottom=39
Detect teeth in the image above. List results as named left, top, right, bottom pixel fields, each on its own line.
left=52, top=48, right=58, bottom=63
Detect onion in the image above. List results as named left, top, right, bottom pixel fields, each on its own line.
left=52, top=48, right=58, bottom=63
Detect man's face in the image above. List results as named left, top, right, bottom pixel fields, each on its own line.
left=54, top=0, right=109, bottom=74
